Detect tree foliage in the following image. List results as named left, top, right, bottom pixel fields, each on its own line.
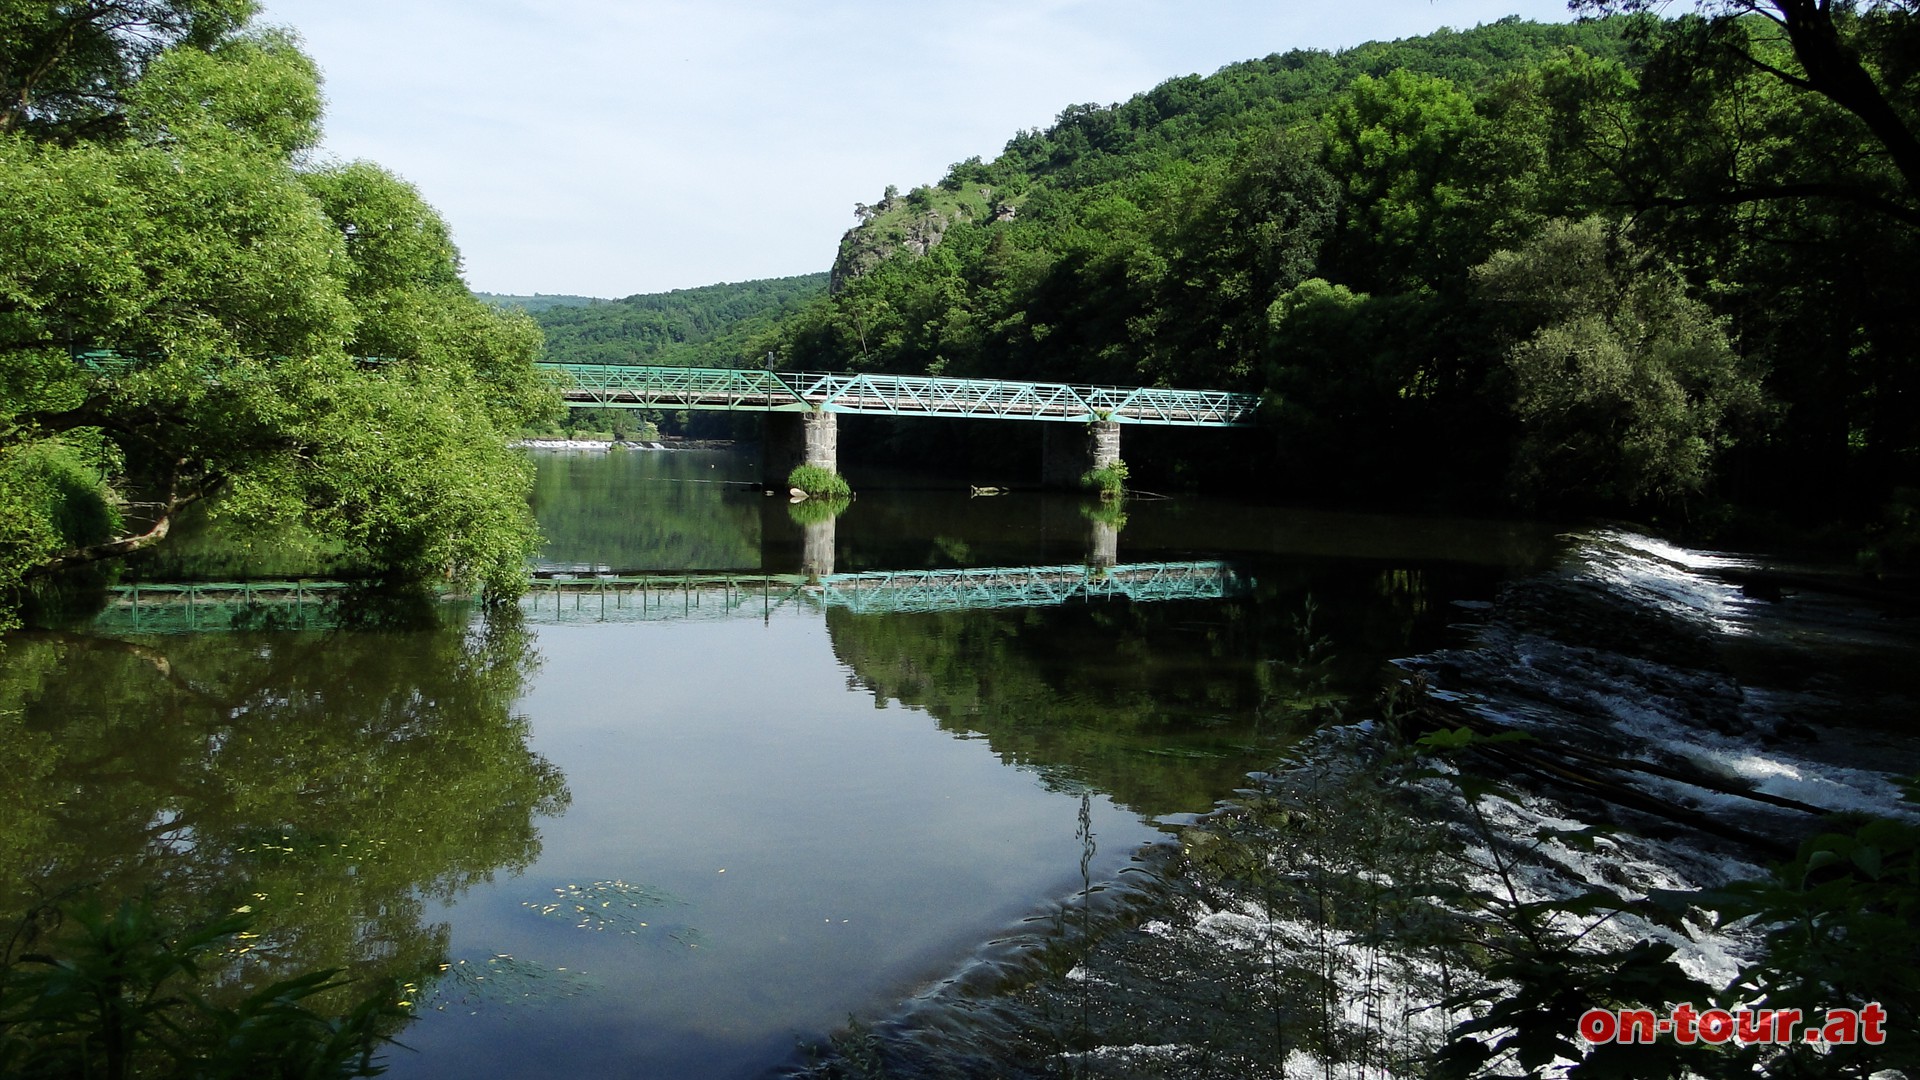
left=0, top=1, right=556, bottom=625
left=735, top=11, right=1916, bottom=528
left=0, top=605, right=567, bottom=1012
left=519, top=273, right=827, bottom=369
left=1475, top=217, right=1763, bottom=505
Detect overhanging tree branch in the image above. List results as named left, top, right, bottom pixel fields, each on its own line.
left=1625, top=180, right=1920, bottom=226
left=24, top=472, right=216, bottom=576
left=1574, top=0, right=1920, bottom=209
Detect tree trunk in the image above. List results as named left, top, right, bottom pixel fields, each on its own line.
left=1772, top=0, right=1920, bottom=206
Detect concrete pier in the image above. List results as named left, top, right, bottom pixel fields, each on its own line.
left=1041, top=420, right=1121, bottom=489
left=1087, top=518, right=1119, bottom=569
left=801, top=516, right=836, bottom=579
left=763, top=411, right=838, bottom=488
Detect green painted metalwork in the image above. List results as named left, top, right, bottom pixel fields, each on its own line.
left=70, top=351, right=1258, bottom=427
left=92, top=562, right=1248, bottom=631
left=539, top=364, right=1259, bottom=428
left=521, top=561, right=1247, bottom=622
left=814, top=562, right=1245, bottom=613
left=73, top=349, right=139, bottom=374
left=89, top=581, right=352, bottom=634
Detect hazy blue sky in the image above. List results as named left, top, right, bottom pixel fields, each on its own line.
left=257, top=1, right=1577, bottom=298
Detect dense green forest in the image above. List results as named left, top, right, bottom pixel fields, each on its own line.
left=498, top=274, right=829, bottom=440
left=0, top=0, right=557, bottom=625
left=473, top=292, right=598, bottom=314
left=752, top=7, right=1919, bottom=544
left=507, top=273, right=828, bottom=367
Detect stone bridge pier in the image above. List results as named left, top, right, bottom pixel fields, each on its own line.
left=1041, top=420, right=1121, bottom=489
left=762, top=411, right=838, bottom=488
left=802, top=516, right=835, bottom=579
left=767, top=412, right=1125, bottom=492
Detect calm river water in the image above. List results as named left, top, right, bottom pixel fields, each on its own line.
left=3, top=448, right=1573, bottom=1077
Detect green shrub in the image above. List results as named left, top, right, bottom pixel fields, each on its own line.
left=788, top=495, right=851, bottom=526
left=788, top=465, right=852, bottom=498
left=1080, top=459, right=1129, bottom=500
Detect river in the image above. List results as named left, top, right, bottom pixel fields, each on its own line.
left=4, top=447, right=1915, bottom=1078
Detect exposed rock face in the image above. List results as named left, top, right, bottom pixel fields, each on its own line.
left=828, top=192, right=989, bottom=293
left=833, top=213, right=959, bottom=292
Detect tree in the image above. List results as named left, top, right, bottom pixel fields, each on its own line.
left=1321, top=69, right=1493, bottom=291
left=1474, top=217, right=1765, bottom=505
left=0, top=2, right=556, bottom=624
left=1563, top=3, right=1920, bottom=504
left=1572, top=0, right=1920, bottom=222
left=0, top=0, right=257, bottom=141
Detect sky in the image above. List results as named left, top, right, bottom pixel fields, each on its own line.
left=256, top=0, right=1580, bottom=299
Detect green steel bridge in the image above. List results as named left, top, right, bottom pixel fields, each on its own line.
left=70, top=352, right=1258, bottom=428
left=539, top=364, right=1260, bottom=428
left=87, top=562, right=1248, bottom=633
left=525, top=561, right=1245, bottom=622
left=70, top=350, right=1256, bottom=483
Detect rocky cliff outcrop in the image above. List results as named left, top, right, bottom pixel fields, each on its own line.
left=828, top=186, right=1014, bottom=293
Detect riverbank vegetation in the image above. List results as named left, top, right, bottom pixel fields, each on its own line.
left=0, top=0, right=558, bottom=627
left=498, top=274, right=828, bottom=442
left=746, top=6, right=1916, bottom=550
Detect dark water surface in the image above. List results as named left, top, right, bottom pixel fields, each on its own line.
left=1, top=448, right=1566, bottom=1078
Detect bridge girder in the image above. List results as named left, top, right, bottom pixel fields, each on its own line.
left=543, top=364, right=1259, bottom=429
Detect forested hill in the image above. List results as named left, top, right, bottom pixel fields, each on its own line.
left=498, top=273, right=828, bottom=367
left=777, top=8, right=1920, bottom=535
left=475, top=293, right=599, bottom=313
left=827, top=17, right=1632, bottom=295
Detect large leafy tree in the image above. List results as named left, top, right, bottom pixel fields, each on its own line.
left=1573, top=0, right=1920, bottom=216
left=1474, top=217, right=1764, bottom=506
left=1321, top=69, right=1494, bottom=292
left=0, top=1, right=555, bottom=623
left=1564, top=1, right=1920, bottom=503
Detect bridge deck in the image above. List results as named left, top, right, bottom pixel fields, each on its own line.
left=541, top=364, right=1259, bottom=428
left=70, top=352, right=1259, bottom=428
left=526, top=562, right=1245, bottom=617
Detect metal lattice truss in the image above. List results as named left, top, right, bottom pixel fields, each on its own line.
left=542, top=365, right=1260, bottom=428
left=92, top=582, right=351, bottom=634
left=519, top=561, right=1247, bottom=623
left=91, top=563, right=1249, bottom=631
left=818, top=562, right=1243, bottom=613
left=73, top=352, right=1258, bottom=428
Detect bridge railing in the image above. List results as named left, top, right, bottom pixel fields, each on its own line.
left=74, top=352, right=1259, bottom=427
left=543, top=364, right=1259, bottom=427
left=89, top=562, right=1252, bottom=630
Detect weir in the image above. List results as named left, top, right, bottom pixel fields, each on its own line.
left=541, top=364, right=1256, bottom=488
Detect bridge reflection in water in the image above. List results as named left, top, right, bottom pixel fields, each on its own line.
left=88, top=561, right=1249, bottom=634
left=521, top=561, right=1248, bottom=624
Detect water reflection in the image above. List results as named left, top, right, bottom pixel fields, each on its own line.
left=7, top=448, right=1567, bottom=1079
left=0, top=604, right=568, bottom=1010
left=530, top=449, right=762, bottom=572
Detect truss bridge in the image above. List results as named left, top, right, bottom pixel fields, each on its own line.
left=86, top=562, right=1248, bottom=633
